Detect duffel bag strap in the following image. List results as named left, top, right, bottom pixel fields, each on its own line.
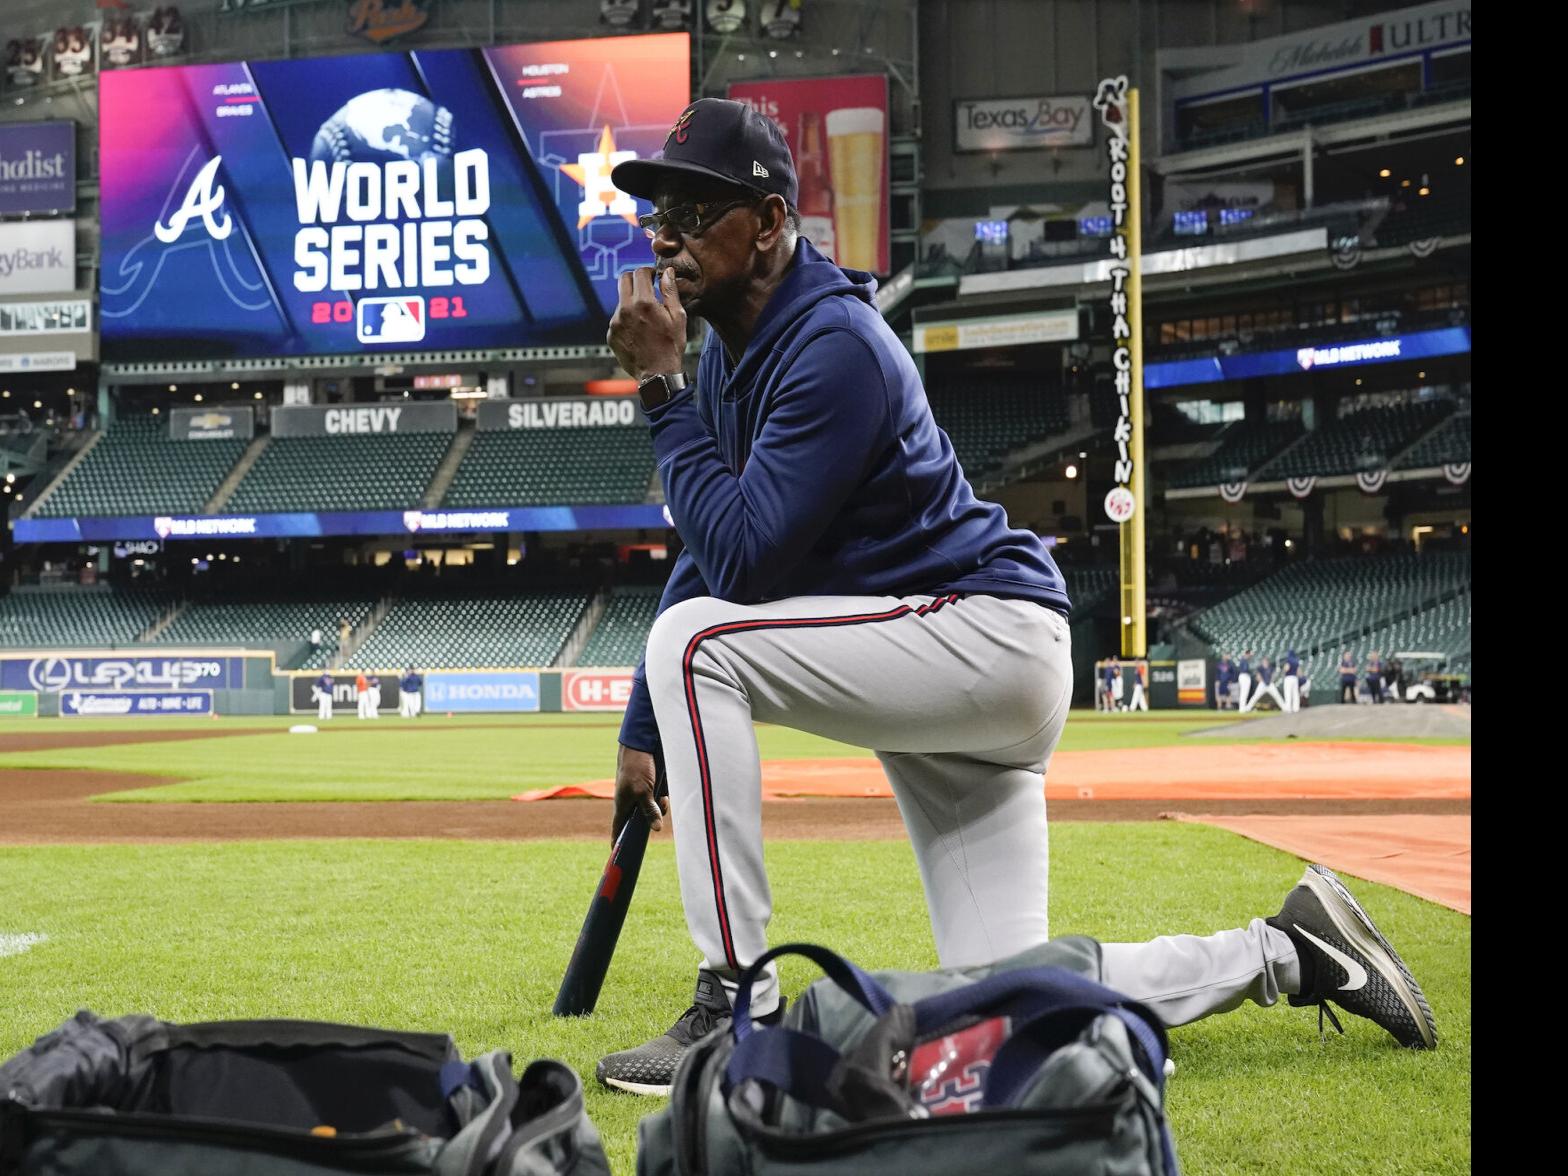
left=980, top=1004, right=1169, bottom=1108
left=730, top=943, right=896, bottom=1040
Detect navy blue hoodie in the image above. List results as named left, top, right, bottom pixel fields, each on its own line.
left=619, top=238, right=1070, bottom=754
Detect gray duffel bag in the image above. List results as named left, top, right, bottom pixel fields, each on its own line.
left=638, top=939, right=1179, bottom=1176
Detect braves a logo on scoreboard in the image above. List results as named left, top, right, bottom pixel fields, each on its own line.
left=154, top=156, right=233, bottom=243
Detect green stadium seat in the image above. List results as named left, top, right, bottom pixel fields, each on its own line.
left=576, top=585, right=663, bottom=666
left=36, top=416, right=247, bottom=518
left=0, top=586, right=173, bottom=647
left=343, top=592, right=590, bottom=670
left=229, top=432, right=453, bottom=513
left=443, top=427, right=655, bottom=507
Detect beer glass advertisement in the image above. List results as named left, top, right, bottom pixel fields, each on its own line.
left=727, top=74, right=890, bottom=275
left=98, top=33, right=690, bottom=361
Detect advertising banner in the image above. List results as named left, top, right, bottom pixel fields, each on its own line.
left=170, top=405, right=255, bottom=441
left=424, top=670, right=540, bottom=713
left=290, top=672, right=400, bottom=714
left=1177, top=658, right=1209, bottom=706
left=562, top=669, right=636, bottom=711
left=0, top=654, right=244, bottom=693
left=728, top=74, right=890, bottom=274
left=14, top=504, right=670, bottom=544
left=476, top=397, right=639, bottom=430
left=270, top=401, right=455, bottom=437
left=0, top=690, right=38, bottom=717
left=954, top=95, right=1094, bottom=152
left=913, top=309, right=1078, bottom=354
left=0, top=122, right=76, bottom=215
left=98, top=34, right=690, bottom=361
left=59, top=690, right=213, bottom=717
left=1145, top=327, right=1472, bottom=389
left=0, top=221, right=75, bottom=296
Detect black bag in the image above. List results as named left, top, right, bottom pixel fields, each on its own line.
left=0, top=1011, right=609, bottom=1176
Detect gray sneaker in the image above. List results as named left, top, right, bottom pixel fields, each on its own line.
left=596, top=969, right=785, bottom=1096
left=1269, top=864, right=1437, bottom=1049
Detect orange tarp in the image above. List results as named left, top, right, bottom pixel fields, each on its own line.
left=1167, top=813, right=1471, bottom=915
left=514, top=743, right=1470, bottom=803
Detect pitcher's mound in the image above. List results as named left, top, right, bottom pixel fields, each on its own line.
left=1188, top=703, right=1470, bottom=741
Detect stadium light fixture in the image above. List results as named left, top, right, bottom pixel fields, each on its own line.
left=168, top=384, right=177, bottom=391
left=1285, top=539, right=1294, bottom=549
left=1379, top=168, right=1391, bottom=178
left=1418, top=186, right=1430, bottom=196
left=13, top=493, right=20, bottom=502
left=769, top=49, right=777, bottom=58
left=254, top=391, right=263, bottom=399
left=231, top=382, right=240, bottom=390
left=151, top=407, right=159, bottom=415
left=1122, top=615, right=1132, bottom=625
left=194, top=393, right=203, bottom=402
left=1418, top=371, right=1426, bottom=379
left=4, top=473, right=12, bottom=483
left=1064, top=464, right=1079, bottom=479
left=1, top=390, right=7, bottom=397
left=1454, top=156, right=1465, bottom=166
left=32, top=400, right=41, bottom=409
left=1400, top=179, right=1411, bottom=188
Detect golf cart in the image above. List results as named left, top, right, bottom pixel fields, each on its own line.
left=1394, top=652, right=1468, bottom=704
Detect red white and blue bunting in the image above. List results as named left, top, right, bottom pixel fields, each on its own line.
left=1443, top=462, right=1471, bottom=485
left=1356, top=469, right=1389, bottom=494
left=1218, top=481, right=1247, bottom=504
left=1286, top=476, right=1316, bottom=499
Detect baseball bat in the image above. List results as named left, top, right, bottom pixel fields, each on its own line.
left=552, top=765, right=667, bottom=1017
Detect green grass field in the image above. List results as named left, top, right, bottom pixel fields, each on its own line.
left=0, top=713, right=1471, bottom=1172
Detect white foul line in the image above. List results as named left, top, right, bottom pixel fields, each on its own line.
left=0, top=933, right=47, bottom=959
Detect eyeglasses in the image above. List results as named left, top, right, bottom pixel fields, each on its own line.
left=638, top=198, right=754, bottom=240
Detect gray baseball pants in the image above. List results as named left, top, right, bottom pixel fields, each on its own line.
left=643, top=592, right=1300, bottom=1025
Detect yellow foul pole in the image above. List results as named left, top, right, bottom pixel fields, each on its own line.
left=1121, top=87, right=1146, bottom=658
left=1095, top=78, right=1146, bottom=657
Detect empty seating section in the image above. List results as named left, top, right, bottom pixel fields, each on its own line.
left=343, top=593, right=588, bottom=669
left=1258, top=400, right=1454, bottom=479
left=1188, top=552, right=1471, bottom=675
left=229, top=433, right=452, bottom=513
left=926, top=384, right=1070, bottom=482
left=1396, top=413, right=1471, bottom=469
left=37, top=416, right=246, bottom=518
left=576, top=585, right=662, bottom=666
left=1170, top=420, right=1304, bottom=488
left=1063, top=567, right=1117, bottom=612
left=444, top=429, right=654, bottom=506
left=156, top=598, right=375, bottom=668
left=0, top=588, right=172, bottom=647
left=1312, top=592, right=1471, bottom=697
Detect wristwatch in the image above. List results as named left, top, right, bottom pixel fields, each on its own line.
left=637, top=370, right=688, bottom=410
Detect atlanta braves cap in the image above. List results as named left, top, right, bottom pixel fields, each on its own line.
left=611, top=98, right=798, bottom=208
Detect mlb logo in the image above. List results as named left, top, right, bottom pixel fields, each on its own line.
left=357, top=296, right=426, bottom=344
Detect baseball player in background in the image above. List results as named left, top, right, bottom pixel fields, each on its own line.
left=1243, top=656, right=1287, bottom=713
left=314, top=669, right=334, bottom=722
left=1282, top=648, right=1303, bottom=714
left=367, top=673, right=382, bottom=719
left=1236, top=649, right=1254, bottom=714
left=593, top=98, right=1437, bottom=1096
left=399, top=666, right=423, bottom=719
left=1128, top=659, right=1148, bottom=711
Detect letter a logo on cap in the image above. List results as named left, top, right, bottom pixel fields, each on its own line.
left=669, top=108, right=695, bottom=145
